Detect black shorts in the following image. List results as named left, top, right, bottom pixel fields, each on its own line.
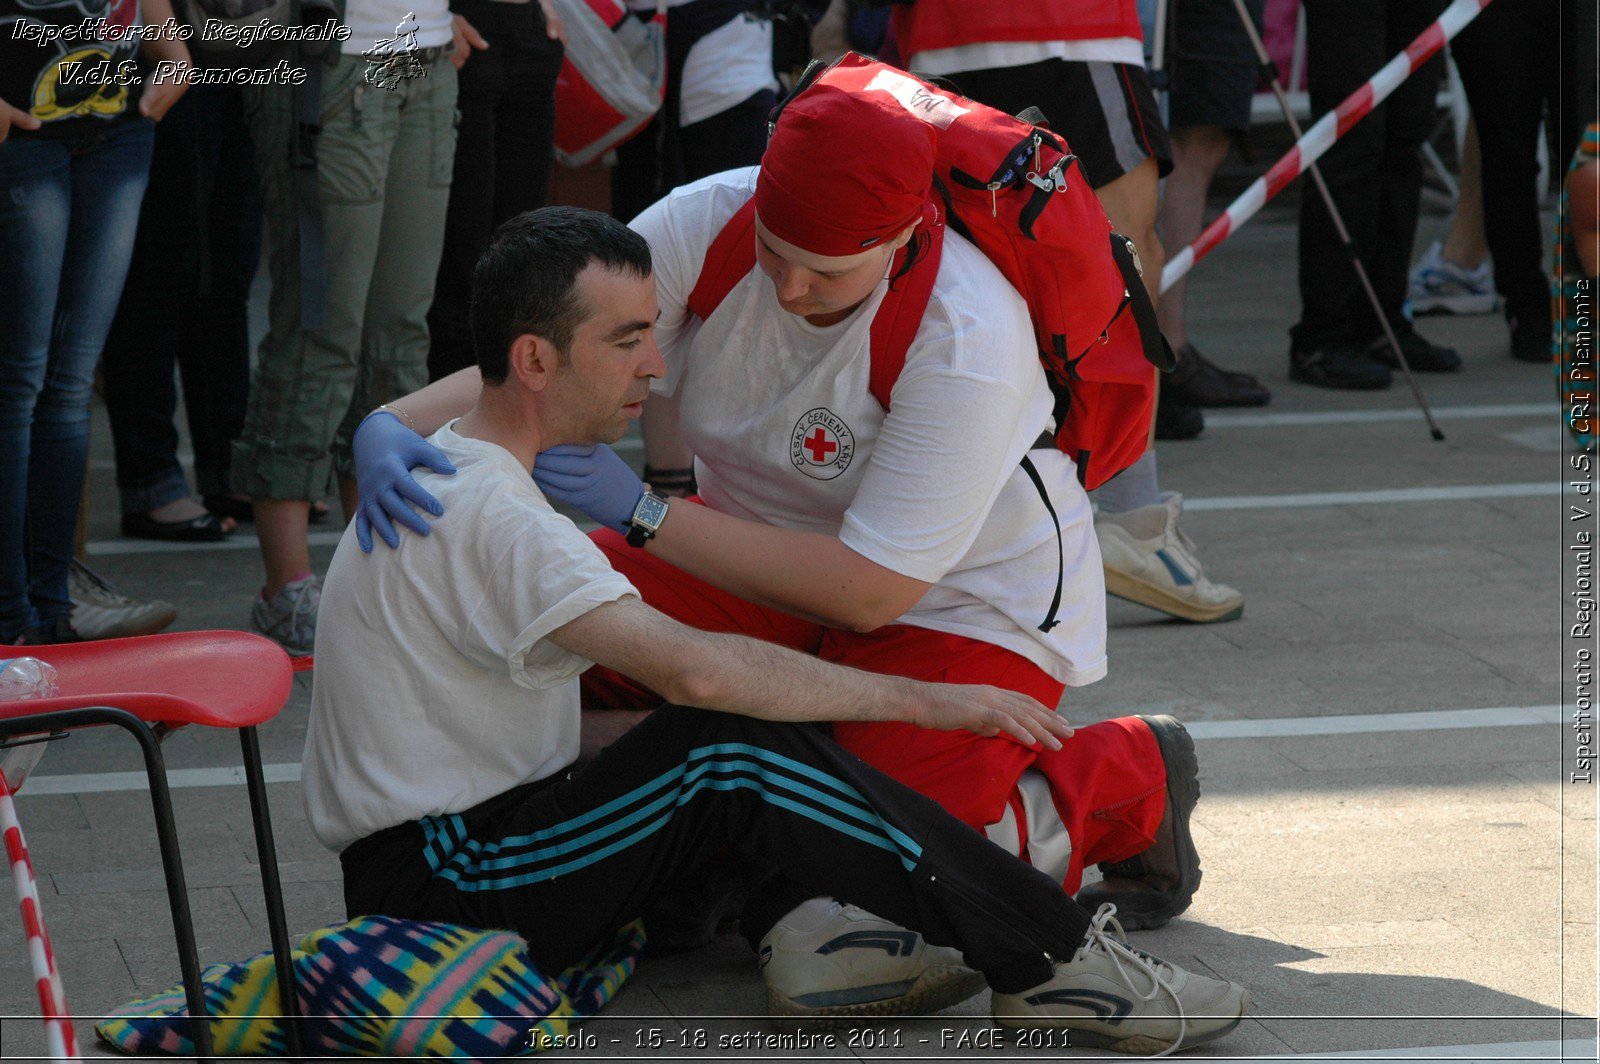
left=1169, top=0, right=1266, bottom=133
left=945, top=58, right=1173, bottom=189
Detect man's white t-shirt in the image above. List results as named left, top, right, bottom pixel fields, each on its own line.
left=302, top=423, right=637, bottom=852
left=630, top=168, right=1108, bottom=687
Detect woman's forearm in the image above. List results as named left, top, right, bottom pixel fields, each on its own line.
left=388, top=367, right=482, bottom=434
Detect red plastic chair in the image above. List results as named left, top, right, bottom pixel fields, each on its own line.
left=0, top=631, right=305, bottom=1061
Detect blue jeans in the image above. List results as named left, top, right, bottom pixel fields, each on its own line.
left=0, top=117, right=156, bottom=640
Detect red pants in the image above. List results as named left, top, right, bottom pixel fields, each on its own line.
left=583, top=528, right=1166, bottom=892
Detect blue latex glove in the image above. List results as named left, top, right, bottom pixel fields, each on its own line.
left=353, top=411, right=457, bottom=552
left=532, top=443, right=644, bottom=534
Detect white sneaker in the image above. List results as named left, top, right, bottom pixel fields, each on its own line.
left=70, top=559, right=177, bottom=640
left=993, top=905, right=1250, bottom=1055
left=1407, top=241, right=1497, bottom=316
left=250, top=574, right=320, bottom=656
left=1096, top=493, right=1244, bottom=623
left=759, top=897, right=985, bottom=1020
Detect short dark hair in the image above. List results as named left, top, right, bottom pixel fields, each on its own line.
left=469, top=206, right=653, bottom=384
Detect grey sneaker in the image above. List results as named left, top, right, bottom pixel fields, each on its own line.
left=70, top=559, right=178, bottom=640
left=993, top=904, right=1250, bottom=1054
left=251, top=574, right=320, bottom=656
left=759, top=897, right=984, bottom=1021
left=1096, top=494, right=1244, bottom=623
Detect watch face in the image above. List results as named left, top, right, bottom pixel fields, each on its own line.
left=635, top=494, right=669, bottom=530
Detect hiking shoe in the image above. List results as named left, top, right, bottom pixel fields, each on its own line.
left=1154, top=391, right=1204, bottom=441
left=1365, top=332, right=1462, bottom=373
left=1075, top=715, right=1201, bottom=930
left=1165, top=345, right=1272, bottom=408
left=1096, top=494, right=1243, bottom=623
left=993, top=904, right=1250, bottom=1054
left=251, top=574, right=320, bottom=656
left=1289, top=341, right=1392, bottom=389
left=1407, top=241, right=1497, bottom=316
left=70, top=559, right=177, bottom=640
left=759, top=897, right=984, bottom=1021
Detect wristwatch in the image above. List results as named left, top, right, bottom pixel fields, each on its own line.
left=625, top=491, right=670, bottom=547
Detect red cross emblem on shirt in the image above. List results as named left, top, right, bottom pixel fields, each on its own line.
left=803, top=427, right=838, bottom=463
left=790, top=407, right=854, bottom=480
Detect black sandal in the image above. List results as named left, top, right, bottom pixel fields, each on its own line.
left=204, top=495, right=254, bottom=523
left=204, top=496, right=331, bottom=524
left=121, top=510, right=231, bottom=542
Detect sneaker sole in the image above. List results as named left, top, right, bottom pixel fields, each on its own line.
left=996, top=992, right=1249, bottom=1054
left=765, top=965, right=986, bottom=1024
left=1103, top=568, right=1244, bottom=624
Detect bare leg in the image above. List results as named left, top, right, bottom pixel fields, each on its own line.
left=641, top=392, right=695, bottom=475
left=1156, top=126, right=1232, bottom=349
left=255, top=498, right=312, bottom=599
left=1440, top=120, right=1488, bottom=270
left=1093, top=157, right=1165, bottom=308
left=1092, top=157, right=1165, bottom=447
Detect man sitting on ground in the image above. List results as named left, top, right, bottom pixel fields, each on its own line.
left=301, top=207, right=1250, bottom=1052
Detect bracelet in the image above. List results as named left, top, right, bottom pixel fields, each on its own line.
left=375, top=403, right=419, bottom=433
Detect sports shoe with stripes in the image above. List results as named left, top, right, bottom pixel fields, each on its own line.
left=993, top=904, right=1250, bottom=1055
left=1095, top=493, right=1243, bottom=623
left=69, top=559, right=178, bottom=640
left=1407, top=241, right=1497, bottom=316
left=759, top=897, right=984, bottom=1021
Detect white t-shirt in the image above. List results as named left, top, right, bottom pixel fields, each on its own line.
left=630, top=168, right=1108, bottom=686
left=909, top=39, right=1145, bottom=76
left=302, top=423, right=638, bottom=852
left=342, top=0, right=453, bottom=57
left=627, top=0, right=779, bottom=127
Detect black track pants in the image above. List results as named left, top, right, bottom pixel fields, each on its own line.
left=342, top=706, right=1091, bottom=994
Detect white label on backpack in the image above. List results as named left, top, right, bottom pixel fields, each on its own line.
left=865, top=69, right=970, bottom=130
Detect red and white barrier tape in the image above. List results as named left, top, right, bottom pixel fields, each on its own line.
left=1160, top=0, right=1495, bottom=293
left=1, top=768, right=78, bottom=1060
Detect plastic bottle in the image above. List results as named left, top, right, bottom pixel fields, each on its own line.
left=0, top=657, right=57, bottom=701
left=0, top=657, right=55, bottom=791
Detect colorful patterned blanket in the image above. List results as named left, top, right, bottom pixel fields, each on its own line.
left=96, top=915, right=645, bottom=1058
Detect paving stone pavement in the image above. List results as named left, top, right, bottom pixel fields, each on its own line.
left=0, top=186, right=1594, bottom=1062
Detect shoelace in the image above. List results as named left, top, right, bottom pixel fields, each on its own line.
left=69, top=560, right=134, bottom=606
left=287, top=580, right=320, bottom=633
left=1078, top=904, right=1186, bottom=1056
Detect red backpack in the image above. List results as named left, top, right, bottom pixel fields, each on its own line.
left=686, top=53, right=1171, bottom=491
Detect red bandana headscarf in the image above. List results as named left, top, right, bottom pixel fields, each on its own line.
left=753, top=79, right=938, bottom=257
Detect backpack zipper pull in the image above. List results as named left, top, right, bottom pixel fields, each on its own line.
left=1124, top=237, right=1144, bottom=278
left=987, top=181, right=1000, bottom=217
